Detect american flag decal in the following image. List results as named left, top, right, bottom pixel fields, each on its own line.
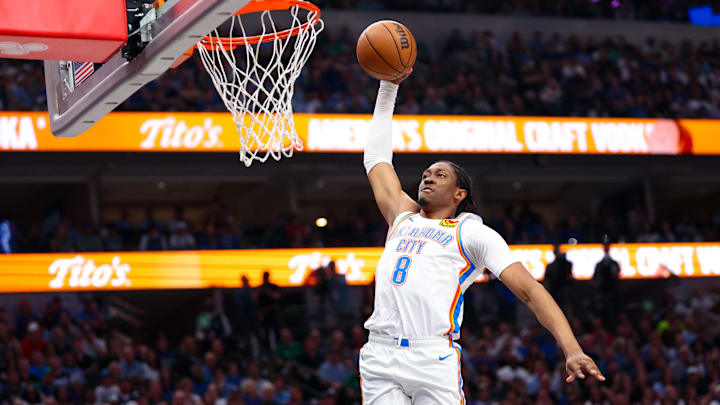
left=72, top=62, right=94, bottom=87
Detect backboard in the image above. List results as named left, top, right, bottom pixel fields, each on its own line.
left=43, top=0, right=251, bottom=138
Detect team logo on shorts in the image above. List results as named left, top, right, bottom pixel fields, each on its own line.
left=439, top=219, right=459, bottom=228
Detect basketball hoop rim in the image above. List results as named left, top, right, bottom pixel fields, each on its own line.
left=194, top=0, right=321, bottom=50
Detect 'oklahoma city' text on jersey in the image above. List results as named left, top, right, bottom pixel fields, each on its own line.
left=365, top=211, right=517, bottom=340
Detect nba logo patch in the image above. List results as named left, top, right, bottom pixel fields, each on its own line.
left=439, top=219, right=459, bottom=228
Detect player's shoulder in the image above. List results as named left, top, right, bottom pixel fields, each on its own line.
left=458, top=213, right=505, bottom=239
left=458, top=212, right=483, bottom=226
left=391, top=211, right=418, bottom=227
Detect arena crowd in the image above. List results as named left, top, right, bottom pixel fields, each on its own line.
left=0, top=273, right=718, bottom=405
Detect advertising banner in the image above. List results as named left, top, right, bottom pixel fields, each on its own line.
left=0, top=112, right=716, bottom=155
left=0, top=243, right=717, bottom=292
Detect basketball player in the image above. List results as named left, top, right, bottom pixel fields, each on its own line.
left=360, top=72, right=605, bottom=404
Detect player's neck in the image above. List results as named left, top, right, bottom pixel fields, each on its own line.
left=419, top=207, right=457, bottom=220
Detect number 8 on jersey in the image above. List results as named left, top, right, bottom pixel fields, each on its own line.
left=391, top=255, right=412, bottom=286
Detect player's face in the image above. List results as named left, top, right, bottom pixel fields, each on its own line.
left=417, top=161, right=466, bottom=212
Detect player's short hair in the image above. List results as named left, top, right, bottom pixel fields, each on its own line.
left=436, top=160, right=478, bottom=218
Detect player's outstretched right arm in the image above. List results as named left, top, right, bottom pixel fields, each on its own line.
left=364, top=75, right=418, bottom=225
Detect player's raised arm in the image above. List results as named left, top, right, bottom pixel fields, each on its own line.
left=364, top=74, right=419, bottom=225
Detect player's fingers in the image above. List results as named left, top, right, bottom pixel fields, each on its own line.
left=390, top=68, right=413, bottom=84
left=566, top=363, right=581, bottom=382
left=584, top=362, right=606, bottom=381
left=570, top=362, right=586, bottom=379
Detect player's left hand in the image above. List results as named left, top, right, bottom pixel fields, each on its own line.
left=565, top=352, right=606, bottom=382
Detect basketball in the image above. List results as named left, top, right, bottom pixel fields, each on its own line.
left=356, top=20, right=417, bottom=81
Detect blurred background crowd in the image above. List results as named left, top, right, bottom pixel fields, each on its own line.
left=315, top=0, right=718, bottom=22
left=2, top=199, right=719, bottom=254
left=3, top=28, right=720, bottom=118
left=2, top=0, right=720, bottom=404
left=0, top=273, right=719, bottom=405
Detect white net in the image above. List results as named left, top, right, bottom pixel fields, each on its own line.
left=197, top=5, right=323, bottom=166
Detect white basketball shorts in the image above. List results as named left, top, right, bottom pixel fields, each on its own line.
left=359, top=333, right=465, bottom=405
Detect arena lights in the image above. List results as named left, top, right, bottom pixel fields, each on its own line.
left=688, top=5, right=720, bottom=26
left=590, top=0, right=621, bottom=7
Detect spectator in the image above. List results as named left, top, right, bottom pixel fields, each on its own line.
left=637, top=222, right=661, bottom=243
left=148, top=379, right=164, bottom=404
left=61, top=352, right=85, bottom=384
left=80, top=324, right=107, bottom=359
left=169, top=222, right=196, bottom=250
left=243, top=362, right=271, bottom=392
left=298, top=334, right=323, bottom=370
left=119, top=345, right=145, bottom=380
left=201, top=351, right=217, bottom=382
left=197, top=223, right=221, bottom=250
left=318, top=351, right=349, bottom=385
left=102, top=224, right=124, bottom=251
left=225, top=361, right=243, bottom=394
left=258, top=271, right=281, bottom=350
left=191, top=364, right=208, bottom=395
left=175, top=377, right=202, bottom=405
left=114, top=209, right=135, bottom=241
left=15, top=299, right=38, bottom=338
left=260, top=383, right=276, bottom=405
left=169, top=206, right=189, bottom=234
left=593, top=241, right=621, bottom=326
left=327, top=261, right=351, bottom=320
left=139, top=207, right=161, bottom=234
left=94, top=371, right=120, bottom=404
left=234, top=275, right=258, bottom=339
left=659, top=220, right=677, bottom=242
left=421, top=87, right=448, bottom=114
left=0, top=321, right=18, bottom=373
left=139, top=225, right=168, bottom=251
left=28, top=350, right=49, bottom=380
left=275, top=328, right=303, bottom=363
left=544, top=244, right=574, bottom=314
left=75, top=222, right=104, bottom=252
left=272, top=376, right=291, bottom=405
left=20, top=321, right=46, bottom=358
left=76, top=299, right=102, bottom=325
left=50, top=222, right=75, bottom=252
left=196, top=299, right=223, bottom=342
left=309, top=262, right=331, bottom=316
left=0, top=218, right=15, bottom=253
left=241, top=379, right=262, bottom=405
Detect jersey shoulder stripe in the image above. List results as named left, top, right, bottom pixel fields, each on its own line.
left=446, top=213, right=475, bottom=336
left=456, top=213, right=476, bottom=285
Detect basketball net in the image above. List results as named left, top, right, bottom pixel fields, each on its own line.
left=196, top=4, right=323, bottom=166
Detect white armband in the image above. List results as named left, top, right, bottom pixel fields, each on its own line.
left=363, top=81, right=398, bottom=174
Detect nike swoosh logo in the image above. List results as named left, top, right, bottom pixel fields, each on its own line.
left=439, top=354, right=453, bottom=361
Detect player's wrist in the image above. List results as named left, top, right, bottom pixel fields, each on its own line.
left=374, top=81, right=398, bottom=114
left=561, top=342, right=583, bottom=358
left=379, top=80, right=399, bottom=91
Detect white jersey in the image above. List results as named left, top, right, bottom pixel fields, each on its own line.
left=364, top=211, right=517, bottom=340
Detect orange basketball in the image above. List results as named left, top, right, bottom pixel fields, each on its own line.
left=356, top=20, right=417, bottom=81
